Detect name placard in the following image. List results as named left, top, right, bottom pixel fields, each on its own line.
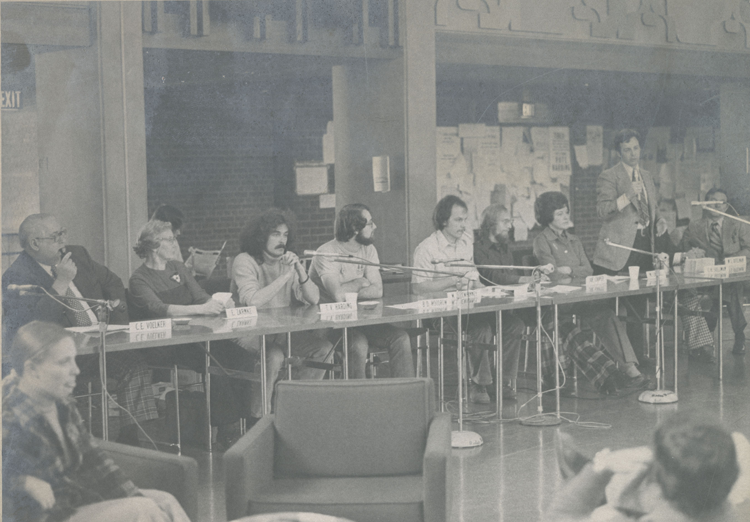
left=129, top=319, right=171, bottom=333
left=646, top=269, right=668, bottom=282
left=320, top=311, right=358, bottom=322
left=226, top=306, right=258, bottom=319
left=320, top=302, right=356, bottom=314
left=417, top=298, right=450, bottom=312
left=585, top=275, right=608, bottom=293
left=725, top=256, right=747, bottom=274
left=478, top=286, right=507, bottom=298
left=129, top=329, right=172, bottom=343
left=684, top=257, right=714, bottom=274
left=704, top=265, right=729, bottom=279
left=227, top=317, right=258, bottom=330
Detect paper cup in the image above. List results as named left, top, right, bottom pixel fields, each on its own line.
left=344, top=292, right=359, bottom=305
left=628, top=266, right=640, bottom=280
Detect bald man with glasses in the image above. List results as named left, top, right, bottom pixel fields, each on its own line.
left=2, top=213, right=158, bottom=445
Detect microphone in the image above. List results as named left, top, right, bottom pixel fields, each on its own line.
left=302, top=250, right=352, bottom=258
left=6, top=284, right=41, bottom=293
left=691, top=200, right=724, bottom=206
left=537, top=264, right=555, bottom=274
left=432, top=258, right=465, bottom=264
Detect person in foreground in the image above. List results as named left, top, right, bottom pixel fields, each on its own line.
left=231, top=209, right=333, bottom=415
left=546, top=412, right=750, bottom=522
left=2, top=321, right=190, bottom=522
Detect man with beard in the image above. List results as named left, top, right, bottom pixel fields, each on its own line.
left=1, top=213, right=157, bottom=445
left=412, top=196, right=522, bottom=402
left=231, top=209, right=333, bottom=415
left=309, top=203, right=414, bottom=378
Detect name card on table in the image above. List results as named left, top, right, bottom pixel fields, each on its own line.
left=320, top=311, right=358, bottom=322
left=417, top=298, right=450, bottom=312
left=478, top=286, right=507, bottom=298
left=320, top=302, right=356, bottom=314
left=585, top=275, right=608, bottom=293
left=130, top=319, right=171, bottom=333
left=725, top=256, right=747, bottom=274
left=684, top=257, right=714, bottom=274
left=226, top=306, right=257, bottom=319
left=227, top=317, right=258, bottom=330
left=646, top=269, right=668, bottom=283
left=447, top=290, right=481, bottom=309
left=129, top=329, right=172, bottom=343
left=704, top=265, right=729, bottom=279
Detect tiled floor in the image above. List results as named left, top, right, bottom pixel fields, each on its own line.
left=177, top=313, right=749, bottom=522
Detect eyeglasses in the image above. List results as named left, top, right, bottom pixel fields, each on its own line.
left=36, top=229, right=67, bottom=243
left=156, top=236, right=177, bottom=244
left=364, top=220, right=375, bottom=228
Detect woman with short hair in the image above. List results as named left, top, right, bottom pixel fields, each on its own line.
left=2, top=321, right=190, bottom=522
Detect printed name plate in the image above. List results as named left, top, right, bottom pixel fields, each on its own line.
left=417, top=298, right=450, bottom=312
left=447, top=291, right=473, bottom=309
left=320, top=301, right=356, bottom=314
left=129, top=329, right=172, bottom=343
left=320, top=311, right=358, bottom=322
left=227, top=317, right=258, bottom=330
left=129, top=318, right=172, bottom=333
left=725, top=256, right=747, bottom=274
left=685, top=257, right=714, bottom=274
left=704, top=265, right=729, bottom=279
left=585, top=275, right=608, bottom=292
left=478, top=286, right=507, bottom=298
left=646, top=269, right=668, bottom=281
left=226, top=306, right=258, bottom=319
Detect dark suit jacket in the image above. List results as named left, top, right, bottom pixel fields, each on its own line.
left=2, top=246, right=128, bottom=348
left=678, top=216, right=750, bottom=262
left=593, top=162, right=659, bottom=271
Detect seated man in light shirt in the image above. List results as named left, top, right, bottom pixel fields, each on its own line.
left=231, top=209, right=334, bottom=416
left=412, top=195, right=522, bottom=402
left=308, top=204, right=414, bottom=379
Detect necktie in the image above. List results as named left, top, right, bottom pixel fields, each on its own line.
left=53, top=265, right=93, bottom=327
left=633, top=168, right=650, bottom=227
left=709, top=222, right=723, bottom=256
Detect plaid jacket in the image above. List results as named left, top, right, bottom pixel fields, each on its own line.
left=2, top=374, right=139, bottom=522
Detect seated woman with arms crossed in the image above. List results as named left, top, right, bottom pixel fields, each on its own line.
left=3, top=321, right=189, bottom=522
left=533, top=192, right=649, bottom=390
left=128, top=220, right=254, bottom=448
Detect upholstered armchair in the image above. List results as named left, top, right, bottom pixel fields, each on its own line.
left=98, top=439, right=199, bottom=521
left=224, top=378, right=451, bottom=522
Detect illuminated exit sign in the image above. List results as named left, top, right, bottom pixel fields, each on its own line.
left=2, top=91, right=22, bottom=110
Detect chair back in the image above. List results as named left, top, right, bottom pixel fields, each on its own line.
left=273, top=378, right=435, bottom=478
left=186, top=241, right=226, bottom=279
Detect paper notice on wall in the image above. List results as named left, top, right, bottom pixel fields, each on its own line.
left=372, top=156, right=390, bottom=193
left=514, top=196, right=537, bottom=231
left=573, top=145, right=589, bottom=169
left=319, top=193, right=336, bottom=209
left=323, top=121, right=335, bottom=164
left=675, top=197, right=691, bottom=220
left=549, top=127, right=572, bottom=178
left=458, top=123, right=487, bottom=138
left=658, top=163, right=675, bottom=200
left=586, top=125, right=603, bottom=166
left=513, top=219, right=528, bottom=241
left=295, top=164, right=329, bottom=195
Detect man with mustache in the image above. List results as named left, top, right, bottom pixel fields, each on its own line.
left=231, top=209, right=333, bottom=416
left=309, top=203, right=414, bottom=379
left=1, top=213, right=157, bottom=446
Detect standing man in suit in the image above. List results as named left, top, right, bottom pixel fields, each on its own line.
left=2, top=213, right=157, bottom=445
left=592, top=129, right=670, bottom=363
left=678, top=188, right=750, bottom=355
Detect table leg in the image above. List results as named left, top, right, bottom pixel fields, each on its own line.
left=439, top=317, right=445, bottom=412
left=424, top=319, right=431, bottom=379
left=98, top=333, right=109, bottom=440
left=286, top=332, right=293, bottom=380
left=495, top=310, right=503, bottom=420
left=205, top=340, right=212, bottom=452
left=719, top=282, right=723, bottom=381
left=554, top=304, right=560, bottom=419
left=260, top=336, right=269, bottom=416
left=674, top=291, right=679, bottom=394
left=342, top=327, right=349, bottom=380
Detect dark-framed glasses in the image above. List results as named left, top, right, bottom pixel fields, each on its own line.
left=36, top=229, right=67, bottom=243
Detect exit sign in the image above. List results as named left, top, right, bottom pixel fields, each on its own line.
left=2, top=91, right=22, bottom=110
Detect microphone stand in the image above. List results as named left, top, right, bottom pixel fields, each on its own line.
left=604, top=240, right=678, bottom=404
left=696, top=205, right=750, bottom=227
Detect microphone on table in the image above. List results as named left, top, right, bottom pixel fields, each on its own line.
left=691, top=201, right=724, bottom=206
left=302, top=250, right=352, bottom=258
left=431, top=258, right=465, bottom=264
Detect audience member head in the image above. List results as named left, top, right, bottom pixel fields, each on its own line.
left=535, top=191, right=573, bottom=231
left=133, top=220, right=177, bottom=260
left=613, top=129, right=642, bottom=168
left=239, top=209, right=295, bottom=263
left=652, top=413, right=739, bottom=517
left=704, top=188, right=731, bottom=221
left=433, top=195, right=468, bottom=230
left=19, top=213, right=68, bottom=266
left=151, top=204, right=185, bottom=236
left=335, top=204, right=375, bottom=245
left=10, top=321, right=79, bottom=404
left=479, top=204, right=512, bottom=243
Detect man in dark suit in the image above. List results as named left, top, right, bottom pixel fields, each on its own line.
left=678, top=188, right=750, bottom=355
left=592, top=129, right=671, bottom=363
left=2, top=213, right=158, bottom=444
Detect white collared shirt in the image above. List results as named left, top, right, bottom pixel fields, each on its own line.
left=38, top=262, right=98, bottom=324
left=412, top=230, right=480, bottom=284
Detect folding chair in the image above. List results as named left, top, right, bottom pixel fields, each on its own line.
left=185, top=240, right=227, bottom=280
